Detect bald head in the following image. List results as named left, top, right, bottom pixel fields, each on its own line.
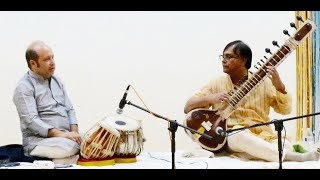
left=25, top=40, right=55, bottom=79
left=25, top=41, right=52, bottom=69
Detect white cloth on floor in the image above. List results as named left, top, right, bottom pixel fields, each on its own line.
left=181, top=147, right=214, bottom=158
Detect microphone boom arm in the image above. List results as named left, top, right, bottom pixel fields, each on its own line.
left=224, top=111, right=320, bottom=169
left=124, top=100, right=214, bottom=169
left=126, top=100, right=214, bottom=140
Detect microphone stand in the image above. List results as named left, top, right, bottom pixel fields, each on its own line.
left=224, top=112, right=320, bottom=169
left=125, top=100, right=214, bottom=169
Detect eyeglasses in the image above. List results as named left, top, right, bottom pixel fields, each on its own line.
left=219, top=54, right=239, bottom=61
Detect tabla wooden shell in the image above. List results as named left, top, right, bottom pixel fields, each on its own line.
left=80, top=120, right=120, bottom=159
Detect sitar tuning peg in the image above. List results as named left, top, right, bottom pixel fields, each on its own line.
left=265, top=48, right=272, bottom=55
left=297, top=16, right=304, bottom=23
left=283, top=30, right=291, bottom=37
left=257, top=62, right=262, bottom=66
left=290, top=22, right=297, bottom=30
left=249, top=71, right=253, bottom=74
left=260, top=59, right=265, bottom=63
left=264, top=56, right=268, bottom=60
left=272, top=41, right=280, bottom=48
left=254, top=65, right=259, bottom=70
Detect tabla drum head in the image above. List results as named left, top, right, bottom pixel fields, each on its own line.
left=98, top=120, right=121, bottom=137
left=103, top=115, right=140, bottom=131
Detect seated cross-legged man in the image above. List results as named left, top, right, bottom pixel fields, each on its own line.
left=13, top=40, right=81, bottom=165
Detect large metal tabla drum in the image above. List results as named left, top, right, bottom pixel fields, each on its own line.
left=78, top=120, right=120, bottom=166
left=103, top=115, right=144, bottom=163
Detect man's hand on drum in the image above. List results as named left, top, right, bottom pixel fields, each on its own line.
left=64, top=132, right=82, bottom=144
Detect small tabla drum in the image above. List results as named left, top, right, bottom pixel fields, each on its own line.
left=103, top=115, right=144, bottom=163
left=78, top=120, right=120, bottom=166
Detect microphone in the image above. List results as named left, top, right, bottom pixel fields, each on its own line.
left=215, top=126, right=226, bottom=137
left=116, top=85, right=130, bottom=115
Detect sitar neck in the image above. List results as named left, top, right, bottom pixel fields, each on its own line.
left=225, top=19, right=316, bottom=110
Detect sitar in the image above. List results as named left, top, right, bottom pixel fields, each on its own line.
left=183, top=18, right=317, bottom=152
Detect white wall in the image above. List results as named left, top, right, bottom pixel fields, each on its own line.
left=0, top=11, right=297, bottom=152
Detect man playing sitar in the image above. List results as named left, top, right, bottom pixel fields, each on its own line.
left=184, top=38, right=319, bottom=162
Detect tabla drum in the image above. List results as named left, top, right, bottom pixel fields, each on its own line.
left=78, top=120, right=120, bottom=166
left=103, top=115, right=144, bottom=163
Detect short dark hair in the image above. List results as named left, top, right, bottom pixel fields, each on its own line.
left=223, top=40, right=252, bottom=69
left=25, top=49, right=39, bottom=69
